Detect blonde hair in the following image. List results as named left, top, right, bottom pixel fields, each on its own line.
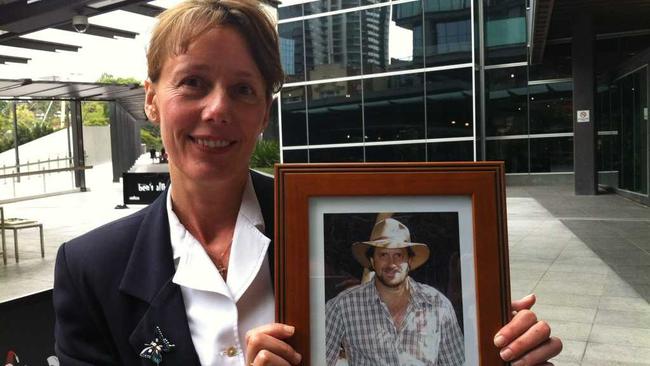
left=147, top=0, right=284, bottom=96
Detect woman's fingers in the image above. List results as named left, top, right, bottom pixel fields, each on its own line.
left=245, top=323, right=302, bottom=366
left=510, top=337, right=563, bottom=366
left=511, top=294, right=536, bottom=313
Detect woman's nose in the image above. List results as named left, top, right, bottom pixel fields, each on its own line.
left=202, top=87, right=231, bottom=123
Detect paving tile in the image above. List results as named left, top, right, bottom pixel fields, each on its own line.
left=589, top=324, right=650, bottom=347
left=595, top=309, right=650, bottom=329
left=535, top=279, right=605, bottom=296
left=599, top=296, right=650, bottom=313
left=550, top=321, right=593, bottom=341
left=549, top=340, right=586, bottom=364
left=542, top=271, right=607, bottom=284
left=583, top=343, right=650, bottom=365
left=533, top=289, right=600, bottom=309
left=535, top=304, right=597, bottom=324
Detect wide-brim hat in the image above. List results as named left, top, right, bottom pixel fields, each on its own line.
left=352, top=218, right=430, bottom=270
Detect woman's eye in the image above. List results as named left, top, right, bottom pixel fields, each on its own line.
left=181, top=77, right=202, bottom=88
left=237, top=84, right=254, bottom=96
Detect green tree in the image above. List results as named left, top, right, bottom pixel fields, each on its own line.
left=97, top=73, right=141, bottom=86
left=82, top=101, right=109, bottom=126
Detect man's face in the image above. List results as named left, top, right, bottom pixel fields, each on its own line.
left=371, top=247, right=412, bottom=288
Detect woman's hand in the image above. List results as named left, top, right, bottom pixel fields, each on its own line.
left=246, top=323, right=302, bottom=366
left=494, top=294, right=563, bottom=365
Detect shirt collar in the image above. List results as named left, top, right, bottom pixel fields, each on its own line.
left=167, top=174, right=265, bottom=262
left=367, top=276, right=435, bottom=309
left=166, top=174, right=270, bottom=299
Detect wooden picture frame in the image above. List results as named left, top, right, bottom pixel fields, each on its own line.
left=275, top=162, right=511, bottom=366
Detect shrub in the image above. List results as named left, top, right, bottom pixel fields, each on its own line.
left=250, top=139, right=279, bottom=168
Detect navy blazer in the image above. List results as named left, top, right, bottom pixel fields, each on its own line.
left=53, top=171, right=274, bottom=365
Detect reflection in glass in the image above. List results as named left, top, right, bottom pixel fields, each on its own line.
left=530, top=137, right=573, bottom=173
left=305, top=12, right=362, bottom=81
left=486, top=67, right=528, bottom=136
left=362, top=3, right=423, bottom=74
left=426, top=68, right=473, bottom=138
left=308, top=80, right=363, bottom=145
left=365, top=143, right=425, bottom=162
left=529, top=43, right=571, bottom=80
left=278, top=3, right=303, bottom=20
left=281, top=86, right=308, bottom=147
left=364, top=74, right=424, bottom=142
left=427, top=141, right=473, bottom=161
left=304, top=0, right=362, bottom=16
left=279, top=20, right=305, bottom=83
left=597, top=135, right=619, bottom=173
left=618, top=68, right=648, bottom=194
left=309, top=146, right=364, bottom=162
left=423, top=0, right=471, bottom=66
left=487, top=139, right=529, bottom=173
left=484, top=0, right=527, bottom=65
left=282, top=149, right=309, bottom=163
left=529, top=82, right=573, bottom=134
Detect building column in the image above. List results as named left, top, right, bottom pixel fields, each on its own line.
left=571, top=13, right=597, bottom=195
left=70, top=100, right=87, bottom=191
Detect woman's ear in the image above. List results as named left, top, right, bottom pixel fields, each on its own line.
left=144, top=79, right=159, bottom=124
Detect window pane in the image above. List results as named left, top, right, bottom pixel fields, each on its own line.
left=529, top=43, right=571, bottom=80
left=426, top=68, right=473, bottom=138
left=281, top=86, right=308, bottom=146
left=304, top=0, right=361, bottom=16
left=308, top=80, right=363, bottom=145
left=427, top=141, right=473, bottom=161
left=424, top=0, right=472, bottom=66
left=487, top=139, right=529, bottom=173
left=365, top=143, right=426, bottom=162
left=597, top=135, right=619, bottom=172
left=364, top=73, right=425, bottom=142
left=530, top=137, right=573, bottom=173
left=279, top=21, right=305, bottom=83
left=278, top=4, right=303, bottom=20
left=484, top=0, right=527, bottom=65
left=309, top=146, right=364, bottom=162
left=305, top=12, right=362, bottom=81
left=486, top=66, right=528, bottom=136
left=529, top=82, right=573, bottom=134
left=282, top=149, right=308, bottom=163
left=619, top=67, right=648, bottom=194
left=362, top=3, right=424, bottom=74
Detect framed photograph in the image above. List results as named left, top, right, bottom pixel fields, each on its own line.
left=275, top=162, right=511, bottom=366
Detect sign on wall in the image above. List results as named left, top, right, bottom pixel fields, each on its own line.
left=122, top=172, right=170, bottom=205
left=577, top=110, right=590, bottom=123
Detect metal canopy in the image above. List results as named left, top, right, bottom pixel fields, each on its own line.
left=0, top=78, right=146, bottom=121
left=531, top=0, right=650, bottom=64
left=0, top=0, right=161, bottom=65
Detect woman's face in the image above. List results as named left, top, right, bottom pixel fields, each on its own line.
left=144, top=26, right=270, bottom=184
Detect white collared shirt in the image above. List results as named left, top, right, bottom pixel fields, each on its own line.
left=167, top=176, right=275, bottom=366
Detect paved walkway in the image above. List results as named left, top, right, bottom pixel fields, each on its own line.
left=1, top=166, right=649, bottom=365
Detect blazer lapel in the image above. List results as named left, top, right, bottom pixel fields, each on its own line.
left=118, top=189, right=200, bottom=365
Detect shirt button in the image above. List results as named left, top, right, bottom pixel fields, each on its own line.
left=225, top=346, right=239, bottom=357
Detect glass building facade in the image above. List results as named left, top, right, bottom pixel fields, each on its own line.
left=276, top=0, right=649, bottom=197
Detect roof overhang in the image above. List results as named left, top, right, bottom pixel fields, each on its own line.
left=0, top=78, right=145, bottom=120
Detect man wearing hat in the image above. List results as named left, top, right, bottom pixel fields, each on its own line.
left=325, top=217, right=464, bottom=366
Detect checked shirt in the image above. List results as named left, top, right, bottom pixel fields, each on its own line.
left=325, top=277, right=465, bottom=366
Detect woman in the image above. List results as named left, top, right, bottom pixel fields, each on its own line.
left=53, top=1, right=561, bottom=365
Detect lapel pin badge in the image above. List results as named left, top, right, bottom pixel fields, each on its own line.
left=140, top=326, right=175, bottom=364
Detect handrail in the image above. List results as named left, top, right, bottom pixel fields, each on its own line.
left=0, top=156, right=73, bottom=170
left=0, top=165, right=93, bottom=179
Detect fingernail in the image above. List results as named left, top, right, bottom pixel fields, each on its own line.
left=500, top=348, right=513, bottom=361
left=295, top=352, right=302, bottom=364
left=511, top=359, right=524, bottom=366
left=284, top=325, right=295, bottom=334
left=494, top=334, right=506, bottom=347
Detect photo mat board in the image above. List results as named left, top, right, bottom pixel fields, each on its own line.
left=275, top=162, right=511, bottom=366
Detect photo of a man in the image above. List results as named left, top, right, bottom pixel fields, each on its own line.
left=325, top=215, right=465, bottom=366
